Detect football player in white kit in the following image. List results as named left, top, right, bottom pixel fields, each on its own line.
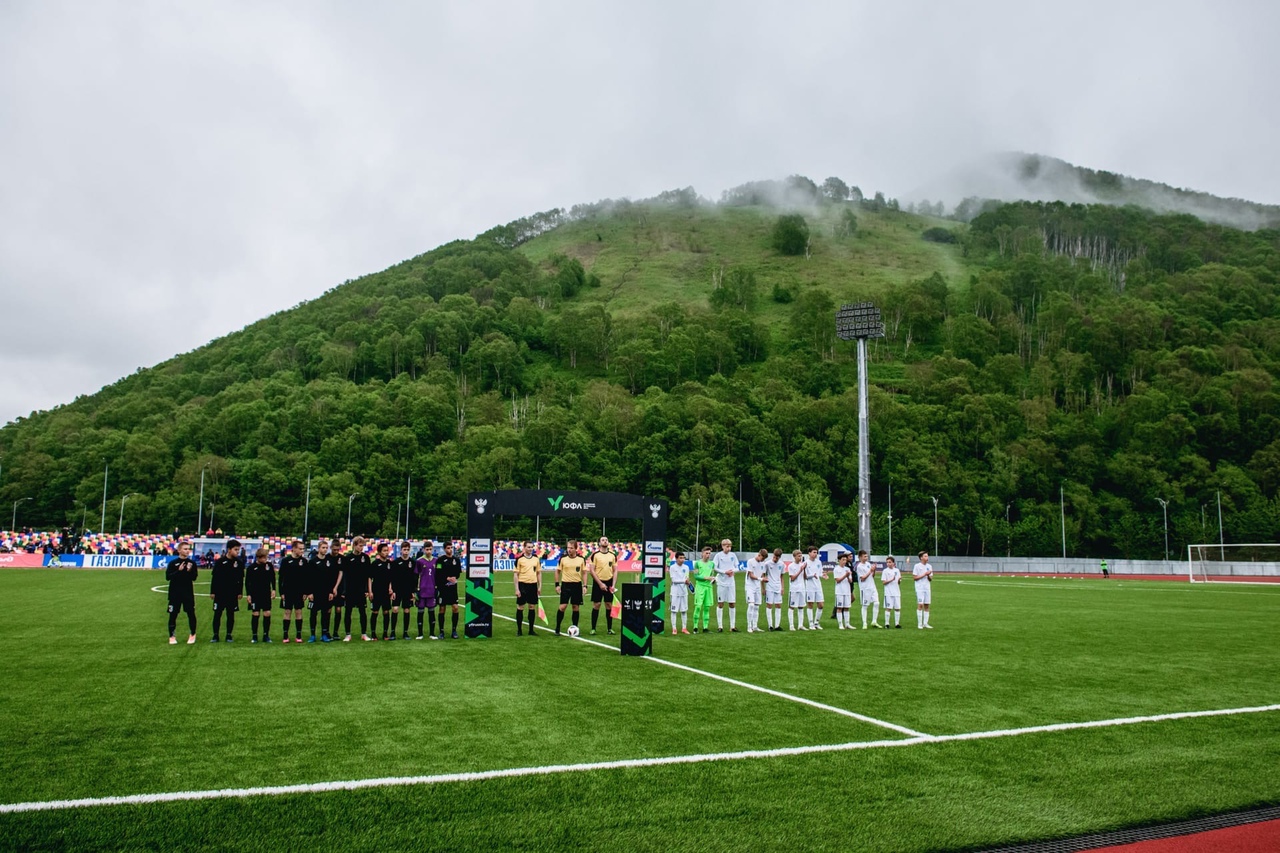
left=913, top=551, right=933, bottom=629
left=668, top=551, right=691, bottom=634
left=744, top=548, right=767, bottom=632
left=880, top=555, right=902, bottom=628
left=857, top=549, right=880, bottom=629
left=803, top=546, right=826, bottom=630
left=787, top=550, right=807, bottom=631
left=763, top=548, right=785, bottom=631
left=831, top=551, right=853, bottom=629
left=713, top=539, right=739, bottom=633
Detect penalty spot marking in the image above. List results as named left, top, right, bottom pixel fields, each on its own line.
left=3, top=703, right=1276, bottom=815
left=492, top=613, right=928, bottom=738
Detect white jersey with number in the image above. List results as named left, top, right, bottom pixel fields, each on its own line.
left=912, top=562, right=932, bottom=587
left=764, top=559, right=785, bottom=595
left=832, top=564, right=852, bottom=595
left=669, top=562, right=690, bottom=585
left=882, top=566, right=902, bottom=606
left=803, top=557, right=824, bottom=601
left=713, top=551, right=738, bottom=586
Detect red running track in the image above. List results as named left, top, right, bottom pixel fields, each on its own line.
left=1088, top=818, right=1280, bottom=852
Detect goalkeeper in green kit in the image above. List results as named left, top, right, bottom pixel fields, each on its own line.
left=691, top=545, right=716, bottom=633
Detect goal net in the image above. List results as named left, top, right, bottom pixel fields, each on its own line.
left=1186, top=543, right=1280, bottom=584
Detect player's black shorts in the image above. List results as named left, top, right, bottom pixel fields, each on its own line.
left=438, top=584, right=459, bottom=606
left=212, top=598, right=239, bottom=613
left=559, top=582, right=583, bottom=606
left=392, top=587, right=415, bottom=608
left=371, top=594, right=392, bottom=611
left=516, top=582, right=539, bottom=606
left=167, top=594, right=195, bottom=613
left=330, top=593, right=343, bottom=609
left=247, top=595, right=272, bottom=612
left=281, top=596, right=304, bottom=610
left=591, top=581, right=614, bottom=603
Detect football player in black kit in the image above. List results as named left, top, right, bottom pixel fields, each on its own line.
left=340, top=536, right=373, bottom=642
left=307, top=538, right=340, bottom=643
left=166, top=541, right=199, bottom=644
left=246, top=546, right=277, bottom=644
left=436, top=541, right=463, bottom=639
left=370, top=542, right=394, bottom=640
left=209, top=540, right=244, bottom=642
left=277, top=539, right=308, bottom=643
left=390, top=541, right=417, bottom=640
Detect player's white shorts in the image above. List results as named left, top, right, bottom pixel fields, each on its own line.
left=884, top=592, right=901, bottom=609
left=805, top=578, right=824, bottom=603
left=745, top=584, right=761, bottom=605
left=860, top=586, right=878, bottom=606
left=834, top=592, right=851, bottom=608
left=717, top=582, right=736, bottom=604
left=670, top=585, right=688, bottom=612
left=766, top=587, right=783, bottom=605
left=789, top=587, right=807, bottom=608
left=915, top=583, right=931, bottom=605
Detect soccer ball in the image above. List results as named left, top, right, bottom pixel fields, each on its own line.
left=567, top=625, right=580, bottom=638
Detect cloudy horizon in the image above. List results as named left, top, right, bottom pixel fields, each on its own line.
left=2, top=0, right=1278, bottom=425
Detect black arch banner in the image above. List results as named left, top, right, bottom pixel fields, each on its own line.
left=464, top=490, right=669, bottom=640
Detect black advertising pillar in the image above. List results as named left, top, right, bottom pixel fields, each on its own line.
left=620, top=582, right=652, bottom=656
left=464, top=495, right=495, bottom=638
left=641, top=498, right=669, bottom=635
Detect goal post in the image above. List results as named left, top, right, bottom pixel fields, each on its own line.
left=1187, top=542, right=1280, bottom=584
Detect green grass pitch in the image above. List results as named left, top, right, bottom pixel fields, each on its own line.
left=1, top=569, right=1278, bottom=851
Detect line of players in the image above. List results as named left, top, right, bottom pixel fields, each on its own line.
left=164, top=535, right=467, bottom=644
left=667, top=540, right=936, bottom=633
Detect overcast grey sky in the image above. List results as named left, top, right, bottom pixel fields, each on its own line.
left=2, top=0, right=1277, bottom=424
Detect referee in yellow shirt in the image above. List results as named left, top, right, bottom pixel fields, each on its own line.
left=514, top=541, right=542, bottom=636
left=588, top=536, right=618, bottom=636
left=555, top=540, right=587, bottom=635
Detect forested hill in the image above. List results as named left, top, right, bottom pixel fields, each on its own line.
left=924, top=153, right=1280, bottom=231
left=2, top=179, right=1279, bottom=559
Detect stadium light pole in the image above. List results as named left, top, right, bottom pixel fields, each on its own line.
left=117, top=493, right=139, bottom=536
left=100, top=461, right=109, bottom=533
left=405, top=474, right=411, bottom=543
left=887, top=480, right=893, bottom=557
left=1006, top=502, right=1012, bottom=557
left=346, top=493, right=358, bottom=537
left=836, top=302, right=885, bottom=555
left=1060, top=484, right=1067, bottom=558
left=12, top=497, right=32, bottom=530
left=302, top=469, right=311, bottom=542
left=695, top=497, right=701, bottom=552
left=1216, top=490, right=1225, bottom=560
left=395, top=502, right=402, bottom=541
left=1156, top=498, right=1170, bottom=564
left=738, top=479, right=743, bottom=552
left=930, top=496, right=939, bottom=556
left=197, top=466, right=207, bottom=536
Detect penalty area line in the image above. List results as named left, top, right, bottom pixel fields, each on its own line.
left=491, top=613, right=928, bottom=738
left=3, top=703, right=1277, bottom=815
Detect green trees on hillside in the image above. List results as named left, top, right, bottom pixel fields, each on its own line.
left=771, top=214, right=810, bottom=256
left=0, top=199, right=1278, bottom=559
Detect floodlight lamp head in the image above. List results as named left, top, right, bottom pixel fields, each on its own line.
left=835, top=302, right=886, bottom=340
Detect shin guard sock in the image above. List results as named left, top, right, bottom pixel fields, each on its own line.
left=572, top=609, right=580, bottom=627
left=527, top=609, right=535, bottom=631
left=168, top=612, right=178, bottom=637
left=592, top=609, right=599, bottom=630
left=252, top=614, right=260, bottom=639
left=451, top=611, right=458, bottom=632
left=225, top=611, right=235, bottom=637
left=517, top=610, right=523, bottom=634
left=556, top=609, right=564, bottom=632
left=263, top=615, right=271, bottom=638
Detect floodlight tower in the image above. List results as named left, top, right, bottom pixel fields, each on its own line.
left=836, top=302, right=886, bottom=555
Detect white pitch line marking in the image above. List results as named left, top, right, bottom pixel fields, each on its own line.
left=954, top=580, right=1280, bottom=596
left=3, top=703, right=1276, bottom=815
left=491, top=613, right=927, bottom=738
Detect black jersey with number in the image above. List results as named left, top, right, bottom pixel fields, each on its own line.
left=210, top=555, right=244, bottom=601
left=245, top=560, right=277, bottom=599
left=369, top=557, right=393, bottom=600
left=390, top=557, right=416, bottom=596
left=310, top=553, right=340, bottom=600
left=436, top=554, right=462, bottom=586
left=166, top=557, right=199, bottom=599
left=277, top=555, right=307, bottom=599
left=341, top=552, right=372, bottom=600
